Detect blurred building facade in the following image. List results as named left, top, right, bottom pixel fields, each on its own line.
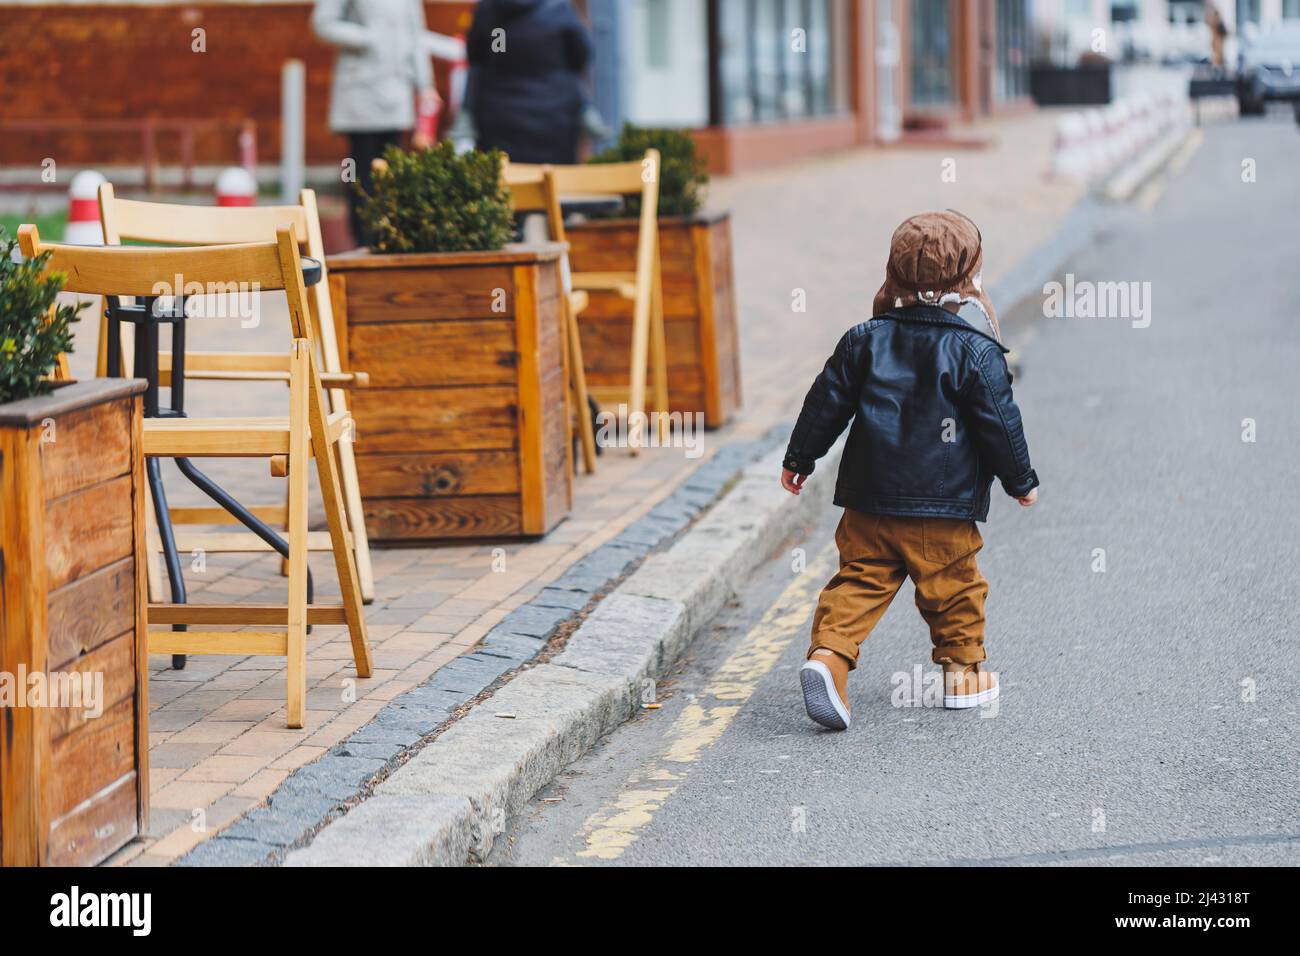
left=1032, top=0, right=1300, bottom=67
left=584, top=0, right=1035, bottom=173
left=0, top=0, right=1042, bottom=179
left=9, top=0, right=1300, bottom=183
left=0, top=0, right=477, bottom=177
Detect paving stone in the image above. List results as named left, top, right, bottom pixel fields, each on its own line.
left=390, top=684, right=470, bottom=717
left=422, top=655, right=514, bottom=693
left=570, top=543, right=642, bottom=579
left=498, top=603, right=570, bottom=638
left=344, top=717, right=425, bottom=748
left=532, top=587, right=592, bottom=611
left=458, top=651, right=519, bottom=677
left=476, top=631, right=547, bottom=662
left=261, top=785, right=343, bottom=824
left=365, top=607, right=431, bottom=626
left=141, top=807, right=192, bottom=840
left=219, top=807, right=317, bottom=848
left=175, top=835, right=276, bottom=868
left=646, top=503, right=683, bottom=523
left=683, top=471, right=730, bottom=492
left=613, top=517, right=672, bottom=548
left=277, top=755, right=385, bottom=802
left=550, top=571, right=608, bottom=592
left=638, top=510, right=692, bottom=535
left=606, top=533, right=654, bottom=556
left=338, top=741, right=406, bottom=762
left=673, top=486, right=718, bottom=509
left=149, top=741, right=222, bottom=769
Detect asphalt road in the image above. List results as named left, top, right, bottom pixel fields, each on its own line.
left=488, top=111, right=1300, bottom=867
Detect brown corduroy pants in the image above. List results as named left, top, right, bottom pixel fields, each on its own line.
left=810, top=508, right=989, bottom=668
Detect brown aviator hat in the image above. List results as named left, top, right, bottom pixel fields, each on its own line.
left=872, top=210, right=1000, bottom=341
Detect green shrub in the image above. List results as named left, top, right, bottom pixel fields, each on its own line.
left=0, top=226, right=81, bottom=404
left=356, top=142, right=514, bottom=255
left=590, top=124, right=708, bottom=218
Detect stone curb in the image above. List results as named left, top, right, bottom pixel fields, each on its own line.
left=177, top=428, right=785, bottom=867
left=282, top=794, right=472, bottom=868
left=281, top=439, right=843, bottom=866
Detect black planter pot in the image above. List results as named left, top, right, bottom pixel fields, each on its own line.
left=1030, top=64, right=1113, bottom=106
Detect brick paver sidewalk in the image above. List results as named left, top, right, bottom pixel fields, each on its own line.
left=68, top=107, right=1083, bottom=865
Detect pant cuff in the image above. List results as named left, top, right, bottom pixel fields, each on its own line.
left=809, top=634, right=860, bottom=670
left=932, top=644, right=986, bottom=666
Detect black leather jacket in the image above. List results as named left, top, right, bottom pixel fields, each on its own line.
left=784, top=305, right=1038, bottom=522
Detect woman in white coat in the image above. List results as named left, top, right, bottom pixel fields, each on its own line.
left=312, top=0, right=440, bottom=245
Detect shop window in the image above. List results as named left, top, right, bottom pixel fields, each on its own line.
left=646, top=0, right=671, bottom=68
left=995, top=0, right=1030, bottom=102
left=910, top=0, right=954, bottom=109
left=712, top=0, right=849, bottom=125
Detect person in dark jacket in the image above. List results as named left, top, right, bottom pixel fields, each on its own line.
left=784, top=211, right=1039, bottom=731
left=464, top=0, right=593, bottom=164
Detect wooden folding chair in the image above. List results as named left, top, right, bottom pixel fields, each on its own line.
left=20, top=223, right=373, bottom=729
left=95, top=184, right=377, bottom=605
left=504, top=151, right=668, bottom=451
left=503, top=166, right=597, bottom=474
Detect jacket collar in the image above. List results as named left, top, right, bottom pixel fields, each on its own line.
left=878, top=304, right=1009, bottom=353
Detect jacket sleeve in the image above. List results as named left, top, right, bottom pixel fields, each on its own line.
left=564, top=9, right=595, bottom=73
left=962, top=343, right=1039, bottom=498
left=783, top=328, right=864, bottom=476
left=410, top=0, right=434, bottom=91
left=466, top=3, right=494, bottom=64
left=311, top=0, right=372, bottom=51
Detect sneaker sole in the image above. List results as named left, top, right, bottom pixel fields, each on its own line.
left=800, top=660, right=850, bottom=730
left=943, top=683, right=1000, bottom=710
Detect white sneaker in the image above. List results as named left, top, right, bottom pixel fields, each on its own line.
left=800, top=657, right=851, bottom=730
left=942, top=663, right=1000, bottom=709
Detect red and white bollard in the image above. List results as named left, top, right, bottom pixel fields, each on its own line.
left=215, top=166, right=257, bottom=207
left=1051, top=113, right=1091, bottom=180
left=63, top=169, right=107, bottom=244
left=238, top=121, right=258, bottom=177
left=415, top=91, right=440, bottom=144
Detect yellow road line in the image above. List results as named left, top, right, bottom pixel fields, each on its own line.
left=1167, top=127, right=1204, bottom=177
left=1135, top=174, right=1167, bottom=212
left=562, top=543, right=838, bottom=863
left=1138, top=128, right=1204, bottom=213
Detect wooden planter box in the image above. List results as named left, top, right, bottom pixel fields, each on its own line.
left=566, top=211, right=742, bottom=429
left=0, top=379, right=150, bottom=866
left=329, top=243, right=573, bottom=543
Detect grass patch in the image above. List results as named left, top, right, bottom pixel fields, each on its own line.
left=0, top=210, right=68, bottom=243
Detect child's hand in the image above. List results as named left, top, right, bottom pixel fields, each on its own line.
left=781, top=468, right=808, bottom=496
left=1017, top=488, right=1038, bottom=507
